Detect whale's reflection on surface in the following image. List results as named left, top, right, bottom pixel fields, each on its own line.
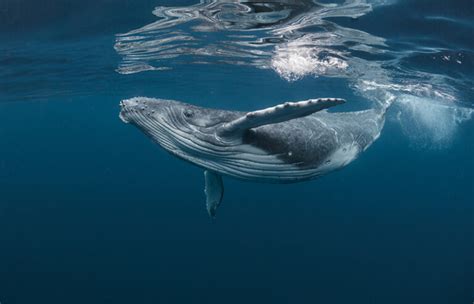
left=114, top=0, right=384, bottom=78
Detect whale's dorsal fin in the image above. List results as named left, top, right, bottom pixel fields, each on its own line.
left=218, top=98, right=345, bottom=136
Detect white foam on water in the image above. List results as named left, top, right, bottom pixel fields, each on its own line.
left=395, top=95, right=474, bottom=149
left=271, top=40, right=348, bottom=82
left=355, top=79, right=474, bottom=149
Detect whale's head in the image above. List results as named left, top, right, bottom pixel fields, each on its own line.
left=119, top=97, right=241, bottom=161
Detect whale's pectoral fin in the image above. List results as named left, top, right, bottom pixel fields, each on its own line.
left=204, top=170, right=224, bottom=218
left=218, top=98, right=345, bottom=136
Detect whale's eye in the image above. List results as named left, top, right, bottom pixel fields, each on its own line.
left=183, top=109, right=194, bottom=118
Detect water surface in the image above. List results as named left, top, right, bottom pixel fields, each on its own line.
left=0, top=1, right=473, bottom=303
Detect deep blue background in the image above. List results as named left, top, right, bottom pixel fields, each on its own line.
left=0, top=1, right=473, bottom=303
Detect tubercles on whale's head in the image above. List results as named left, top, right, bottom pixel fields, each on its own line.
left=119, top=97, right=233, bottom=130
left=119, top=97, right=187, bottom=127
left=119, top=97, right=166, bottom=124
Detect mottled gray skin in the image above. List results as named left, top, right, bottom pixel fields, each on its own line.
left=243, top=109, right=382, bottom=168
left=120, top=97, right=385, bottom=183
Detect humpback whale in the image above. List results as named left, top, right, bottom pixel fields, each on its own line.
left=120, top=97, right=385, bottom=217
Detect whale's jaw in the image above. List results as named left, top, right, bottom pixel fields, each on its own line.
left=119, top=102, right=130, bottom=124
left=119, top=98, right=185, bottom=155
left=119, top=98, right=152, bottom=124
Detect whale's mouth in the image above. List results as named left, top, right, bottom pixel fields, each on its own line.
left=118, top=97, right=184, bottom=154
left=119, top=99, right=138, bottom=124
left=119, top=110, right=130, bottom=124
left=119, top=101, right=130, bottom=124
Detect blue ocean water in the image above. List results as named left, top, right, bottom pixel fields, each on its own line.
left=0, top=0, right=473, bottom=303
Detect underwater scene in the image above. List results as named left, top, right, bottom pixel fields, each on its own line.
left=0, top=0, right=473, bottom=303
